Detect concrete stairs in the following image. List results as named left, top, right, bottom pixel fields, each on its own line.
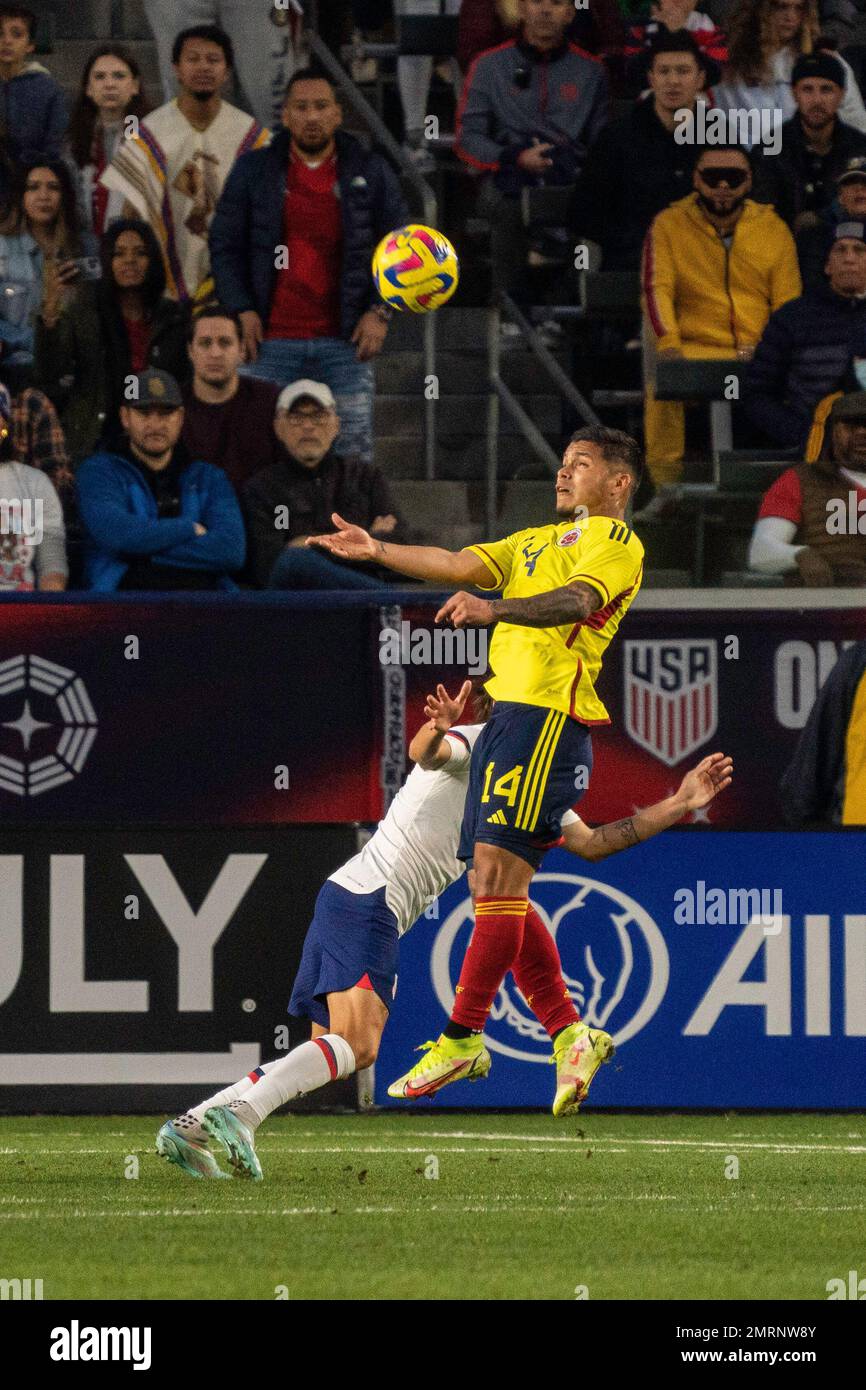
left=376, top=308, right=567, bottom=483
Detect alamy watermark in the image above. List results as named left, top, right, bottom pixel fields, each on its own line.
left=379, top=620, right=488, bottom=675
left=0, top=1276, right=43, bottom=1300
left=0, top=498, right=43, bottom=545
left=674, top=106, right=782, bottom=157
left=674, top=881, right=784, bottom=930
left=826, top=492, right=866, bottom=535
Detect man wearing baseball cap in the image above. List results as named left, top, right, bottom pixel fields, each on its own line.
left=243, top=378, right=404, bottom=589
left=744, top=221, right=866, bottom=449
left=796, top=155, right=866, bottom=289
left=750, top=389, right=866, bottom=585
left=76, top=368, right=246, bottom=590
left=753, top=50, right=866, bottom=231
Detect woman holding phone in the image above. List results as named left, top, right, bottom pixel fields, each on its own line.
left=0, top=157, right=96, bottom=380
left=35, top=218, right=190, bottom=461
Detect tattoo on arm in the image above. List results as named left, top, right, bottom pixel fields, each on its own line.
left=489, top=582, right=598, bottom=629
left=600, top=817, right=641, bottom=853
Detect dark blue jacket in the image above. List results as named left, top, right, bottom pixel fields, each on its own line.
left=76, top=448, right=246, bottom=591
left=209, top=128, right=409, bottom=339
left=743, top=285, right=866, bottom=448
left=0, top=63, right=67, bottom=196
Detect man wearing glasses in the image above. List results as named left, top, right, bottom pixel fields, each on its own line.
left=242, top=379, right=404, bottom=590
left=640, top=143, right=801, bottom=504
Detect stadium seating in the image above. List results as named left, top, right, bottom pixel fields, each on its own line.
left=20, top=1, right=835, bottom=590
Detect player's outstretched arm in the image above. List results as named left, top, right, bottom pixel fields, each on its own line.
left=562, top=753, right=734, bottom=861
left=306, top=513, right=493, bottom=586
left=408, top=680, right=472, bottom=770
left=435, top=580, right=602, bottom=631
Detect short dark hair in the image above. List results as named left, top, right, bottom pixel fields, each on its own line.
left=188, top=303, right=243, bottom=344
left=695, top=143, right=752, bottom=166
left=0, top=5, right=36, bottom=40
left=172, top=24, right=234, bottom=68
left=568, top=426, right=644, bottom=496
left=647, top=31, right=705, bottom=70
left=284, top=67, right=339, bottom=102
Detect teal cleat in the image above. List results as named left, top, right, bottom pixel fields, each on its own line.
left=156, top=1120, right=229, bottom=1179
left=203, top=1105, right=263, bottom=1181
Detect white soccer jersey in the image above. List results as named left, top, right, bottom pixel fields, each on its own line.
left=329, top=724, right=583, bottom=936
left=328, top=724, right=484, bottom=935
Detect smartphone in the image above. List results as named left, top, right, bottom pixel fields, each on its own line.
left=70, top=256, right=102, bottom=281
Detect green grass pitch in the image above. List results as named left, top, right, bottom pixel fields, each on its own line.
left=1, top=1111, right=864, bottom=1300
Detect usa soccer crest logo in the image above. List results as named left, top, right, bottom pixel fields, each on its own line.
left=624, top=639, right=717, bottom=767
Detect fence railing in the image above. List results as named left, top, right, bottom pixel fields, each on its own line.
left=305, top=28, right=440, bottom=480
left=485, top=296, right=600, bottom=533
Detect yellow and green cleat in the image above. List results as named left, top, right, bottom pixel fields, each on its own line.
left=551, top=1021, right=615, bottom=1117
left=387, top=1033, right=491, bottom=1100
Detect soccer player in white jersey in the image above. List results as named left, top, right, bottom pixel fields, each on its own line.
left=157, top=682, right=731, bottom=1180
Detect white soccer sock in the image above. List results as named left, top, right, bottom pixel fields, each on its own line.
left=181, top=1059, right=282, bottom=1133
left=231, top=1035, right=356, bottom=1130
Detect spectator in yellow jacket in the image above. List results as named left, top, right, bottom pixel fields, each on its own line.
left=640, top=144, right=802, bottom=500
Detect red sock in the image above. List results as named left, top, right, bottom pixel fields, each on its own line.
left=451, top=897, right=528, bottom=1031
left=512, top=903, right=580, bottom=1039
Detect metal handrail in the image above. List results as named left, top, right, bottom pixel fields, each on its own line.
left=485, top=305, right=559, bottom=535
left=306, top=30, right=440, bottom=480
left=501, top=295, right=600, bottom=426
left=485, top=297, right=600, bottom=534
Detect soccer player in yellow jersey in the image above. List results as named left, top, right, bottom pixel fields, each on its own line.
left=308, top=426, right=645, bottom=1106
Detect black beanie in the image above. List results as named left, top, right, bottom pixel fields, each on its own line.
left=791, top=51, right=846, bottom=89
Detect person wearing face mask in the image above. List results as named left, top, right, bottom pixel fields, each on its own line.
left=743, top=221, right=866, bottom=449
left=64, top=45, right=150, bottom=238
left=796, top=155, right=866, bottom=289
left=640, top=144, right=801, bottom=502
left=751, top=52, right=866, bottom=231
left=749, top=391, right=866, bottom=584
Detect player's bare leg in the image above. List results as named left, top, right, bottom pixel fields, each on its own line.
left=312, top=984, right=388, bottom=1072
left=204, top=986, right=387, bottom=1179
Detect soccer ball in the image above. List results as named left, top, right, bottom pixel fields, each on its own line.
left=372, top=224, right=459, bottom=313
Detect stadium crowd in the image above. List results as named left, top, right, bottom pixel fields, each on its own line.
left=0, top=0, right=866, bottom=591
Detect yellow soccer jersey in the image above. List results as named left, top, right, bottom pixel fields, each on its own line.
left=468, top=514, right=644, bottom=723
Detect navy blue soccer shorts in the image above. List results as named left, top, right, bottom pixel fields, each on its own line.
left=288, top=880, right=400, bottom=1028
left=458, top=700, right=593, bottom=870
